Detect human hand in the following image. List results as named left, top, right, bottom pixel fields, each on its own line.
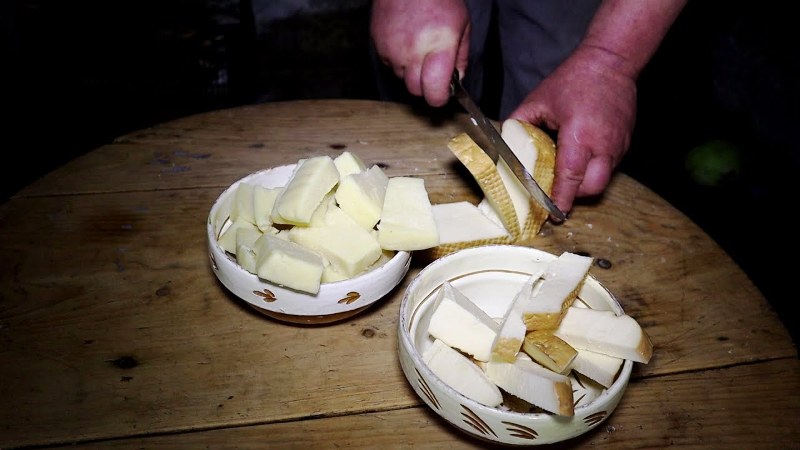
left=508, top=45, right=638, bottom=216
left=370, top=0, right=470, bottom=107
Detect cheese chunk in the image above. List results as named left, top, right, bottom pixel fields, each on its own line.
left=570, top=348, right=624, bottom=388
left=254, top=234, right=324, bottom=294
left=521, top=330, right=578, bottom=375
left=218, top=218, right=259, bottom=255
left=423, top=339, right=503, bottom=407
left=271, top=156, right=339, bottom=226
left=427, top=281, right=499, bottom=362
left=288, top=206, right=382, bottom=278
left=333, top=150, right=367, bottom=178
left=335, top=165, right=389, bottom=230
left=432, top=201, right=510, bottom=244
left=253, top=185, right=282, bottom=232
left=554, top=306, right=653, bottom=364
left=522, top=251, right=593, bottom=330
left=485, top=357, right=574, bottom=416
left=491, top=272, right=541, bottom=362
left=235, top=226, right=263, bottom=274
left=377, top=177, right=439, bottom=251
left=231, top=182, right=256, bottom=225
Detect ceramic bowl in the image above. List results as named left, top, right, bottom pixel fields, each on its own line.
left=398, top=244, right=633, bottom=445
left=207, top=164, right=411, bottom=324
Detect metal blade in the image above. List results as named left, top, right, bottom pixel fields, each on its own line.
left=450, top=70, right=566, bottom=222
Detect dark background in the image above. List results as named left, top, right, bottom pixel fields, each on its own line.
left=3, top=1, right=797, bottom=343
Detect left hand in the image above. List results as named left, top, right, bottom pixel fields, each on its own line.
left=509, top=44, right=637, bottom=216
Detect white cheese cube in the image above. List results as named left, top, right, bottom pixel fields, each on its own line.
left=218, top=218, right=260, bottom=255
left=423, top=339, right=503, bottom=407
left=335, top=165, right=389, bottom=230
left=333, top=151, right=367, bottom=178
left=253, top=185, right=282, bottom=232
left=271, top=155, right=339, bottom=226
left=427, top=281, right=499, bottom=362
left=254, top=234, right=324, bottom=294
left=235, top=226, right=263, bottom=274
left=377, top=177, right=439, bottom=251
left=231, top=182, right=256, bottom=225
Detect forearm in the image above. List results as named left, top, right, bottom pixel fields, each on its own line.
left=579, top=0, right=688, bottom=80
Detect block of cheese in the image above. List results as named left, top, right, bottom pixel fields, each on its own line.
left=271, top=156, right=339, bottom=226
left=254, top=233, right=325, bottom=294
left=230, top=182, right=256, bottom=225
left=427, top=281, right=499, bottom=362
left=499, top=119, right=557, bottom=241
left=377, top=177, right=439, bottom=251
left=491, top=272, right=542, bottom=362
left=423, top=339, right=503, bottom=407
left=253, top=185, right=282, bottom=232
left=485, top=357, right=574, bottom=416
left=522, top=251, right=593, bottom=330
left=570, top=348, right=624, bottom=388
left=521, top=330, right=578, bottom=375
left=218, top=218, right=260, bottom=255
left=234, top=226, right=263, bottom=274
left=333, top=150, right=367, bottom=178
left=288, top=206, right=382, bottom=278
left=335, top=165, right=389, bottom=230
left=554, top=306, right=653, bottom=364
left=430, top=201, right=511, bottom=257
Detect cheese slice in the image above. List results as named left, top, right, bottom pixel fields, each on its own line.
left=554, top=306, right=653, bottom=364
left=570, top=348, right=624, bottom=388
left=491, top=272, right=542, bottom=362
left=333, top=150, right=367, bottom=178
left=218, top=218, right=259, bottom=255
left=335, top=165, right=389, bottom=230
left=271, top=156, right=339, bottom=226
left=230, top=182, right=256, bottom=225
left=423, top=339, right=503, bottom=407
left=254, top=234, right=325, bottom=294
left=522, top=251, right=593, bottom=330
left=485, top=357, right=574, bottom=416
left=427, top=281, right=499, bottom=362
left=377, top=177, right=439, bottom=251
left=253, top=185, right=282, bottom=232
left=234, top=226, right=263, bottom=274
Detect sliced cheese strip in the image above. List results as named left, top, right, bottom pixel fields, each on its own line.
left=423, top=339, right=503, bottom=407
left=253, top=185, right=282, bottom=232
left=254, top=233, right=324, bottom=294
left=427, top=201, right=513, bottom=259
left=554, top=306, right=653, bottom=364
left=522, top=251, right=593, bottom=330
left=230, top=182, right=256, bottom=225
left=333, top=150, right=367, bottom=178
left=271, top=156, right=339, bottom=226
left=491, top=272, right=541, bottom=362
left=427, top=281, right=499, bottom=362
left=234, top=226, right=263, bottom=274
left=377, top=177, right=439, bottom=251
left=335, top=165, right=389, bottom=230
left=570, top=348, right=624, bottom=388
left=500, top=119, right=556, bottom=242
left=485, top=357, right=574, bottom=416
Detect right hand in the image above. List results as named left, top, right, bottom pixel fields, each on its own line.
left=370, top=0, right=471, bottom=107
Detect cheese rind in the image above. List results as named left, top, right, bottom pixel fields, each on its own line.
left=521, top=330, right=578, bottom=375
left=485, top=357, right=574, bottom=416
left=427, top=281, right=499, bottom=362
left=423, top=339, right=503, bottom=407
left=377, top=177, right=439, bottom=251
left=554, top=306, right=653, bottom=363
left=271, top=156, right=339, bottom=226
left=254, top=234, right=324, bottom=294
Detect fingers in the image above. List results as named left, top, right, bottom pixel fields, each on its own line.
left=551, top=140, right=615, bottom=214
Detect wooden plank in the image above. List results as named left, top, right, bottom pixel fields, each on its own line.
left=43, top=358, right=800, bottom=449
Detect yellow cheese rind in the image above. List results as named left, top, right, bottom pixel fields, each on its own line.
left=522, top=252, right=593, bottom=330
left=522, top=330, right=578, bottom=375
left=377, top=177, right=439, bottom=251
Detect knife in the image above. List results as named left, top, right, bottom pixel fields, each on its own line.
left=450, top=70, right=566, bottom=222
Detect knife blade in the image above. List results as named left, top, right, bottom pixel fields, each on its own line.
left=450, top=70, right=566, bottom=222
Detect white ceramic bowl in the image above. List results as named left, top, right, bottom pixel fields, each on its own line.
left=207, top=164, right=411, bottom=324
left=398, top=244, right=632, bottom=445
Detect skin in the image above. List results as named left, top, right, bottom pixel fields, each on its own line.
left=370, top=0, right=688, bottom=217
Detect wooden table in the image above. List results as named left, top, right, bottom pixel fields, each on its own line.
left=1, top=99, right=797, bottom=449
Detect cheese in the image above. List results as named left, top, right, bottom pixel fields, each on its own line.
left=491, top=272, right=541, bottom=362
left=230, top=182, right=256, bottom=225
left=271, top=156, right=339, bottom=226
left=522, top=251, right=593, bottom=330
left=254, top=233, right=325, bottom=294
left=554, top=306, right=653, bottom=364
left=253, top=185, right=282, bottom=232
left=485, top=357, right=574, bottom=416
left=234, top=226, right=263, bottom=274
left=423, top=339, right=503, bottom=407
left=377, top=177, right=439, bottom=251
left=432, top=201, right=510, bottom=244
left=521, top=330, right=578, bottom=375
left=218, top=218, right=259, bottom=255
left=288, top=206, right=382, bottom=278
left=570, top=348, right=624, bottom=388
left=333, top=150, right=367, bottom=178
left=427, top=281, right=499, bottom=362
left=335, top=165, right=389, bottom=230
